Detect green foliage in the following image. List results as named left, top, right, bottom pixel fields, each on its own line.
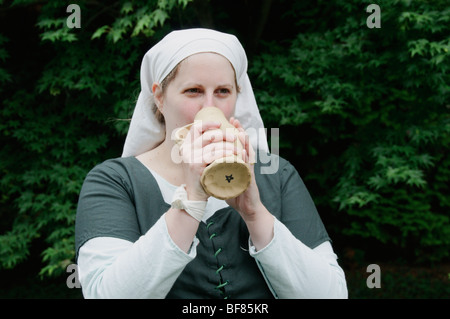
left=250, top=0, right=450, bottom=262
left=0, top=35, right=11, bottom=85
left=0, top=0, right=448, bottom=285
left=0, top=0, right=192, bottom=277
left=345, top=262, right=450, bottom=299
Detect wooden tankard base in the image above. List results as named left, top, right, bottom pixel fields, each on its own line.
left=201, top=156, right=251, bottom=200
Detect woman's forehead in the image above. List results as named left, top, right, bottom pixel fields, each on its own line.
left=175, top=53, right=236, bottom=80
left=184, top=52, right=231, bottom=65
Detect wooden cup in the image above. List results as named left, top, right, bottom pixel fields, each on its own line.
left=174, top=107, right=251, bottom=199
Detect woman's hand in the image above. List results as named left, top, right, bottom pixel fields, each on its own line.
left=225, top=118, right=274, bottom=250
left=225, top=118, right=263, bottom=220
left=180, top=120, right=237, bottom=201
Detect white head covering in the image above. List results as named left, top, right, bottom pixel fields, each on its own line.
left=122, top=28, right=268, bottom=157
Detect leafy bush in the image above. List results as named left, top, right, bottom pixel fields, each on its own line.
left=250, top=0, right=450, bottom=262
left=0, top=0, right=192, bottom=277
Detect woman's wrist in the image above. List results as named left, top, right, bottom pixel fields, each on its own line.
left=165, top=208, right=200, bottom=253
left=242, top=204, right=274, bottom=251
left=171, top=184, right=207, bottom=222
left=185, top=184, right=209, bottom=202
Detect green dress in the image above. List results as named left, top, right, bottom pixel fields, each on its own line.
left=75, top=154, right=330, bottom=299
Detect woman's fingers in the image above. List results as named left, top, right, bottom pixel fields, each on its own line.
left=181, top=121, right=238, bottom=165
left=187, top=121, right=235, bottom=146
left=186, top=120, right=220, bottom=143
left=235, top=129, right=256, bottom=164
left=185, top=140, right=237, bottom=165
left=181, top=117, right=256, bottom=166
left=198, top=129, right=236, bottom=148
left=230, top=117, right=245, bottom=133
left=202, top=146, right=235, bottom=165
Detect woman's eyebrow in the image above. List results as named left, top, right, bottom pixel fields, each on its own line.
left=182, top=82, right=234, bottom=88
left=182, top=82, right=203, bottom=87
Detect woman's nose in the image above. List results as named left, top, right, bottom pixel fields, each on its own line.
left=202, top=92, right=216, bottom=108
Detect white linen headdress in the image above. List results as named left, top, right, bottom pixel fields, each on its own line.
left=122, top=28, right=268, bottom=157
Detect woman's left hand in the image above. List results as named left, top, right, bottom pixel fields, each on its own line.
left=225, top=118, right=264, bottom=222
left=226, top=118, right=274, bottom=250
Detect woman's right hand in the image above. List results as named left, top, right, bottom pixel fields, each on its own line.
left=180, top=120, right=237, bottom=201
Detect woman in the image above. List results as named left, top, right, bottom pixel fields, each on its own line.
left=75, top=28, right=348, bottom=299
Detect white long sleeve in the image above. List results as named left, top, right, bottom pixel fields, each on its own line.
left=249, top=217, right=348, bottom=299
left=78, top=214, right=197, bottom=298
left=78, top=214, right=347, bottom=298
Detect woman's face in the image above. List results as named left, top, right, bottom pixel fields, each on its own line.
left=154, top=52, right=238, bottom=134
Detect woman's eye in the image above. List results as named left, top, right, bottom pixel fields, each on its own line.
left=216, top=88, right=230, bottom=95
left=185, top=88, right=200, bottom=94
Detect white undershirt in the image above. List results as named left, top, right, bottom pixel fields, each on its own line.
left=77, top=167, right=348, bottom=299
